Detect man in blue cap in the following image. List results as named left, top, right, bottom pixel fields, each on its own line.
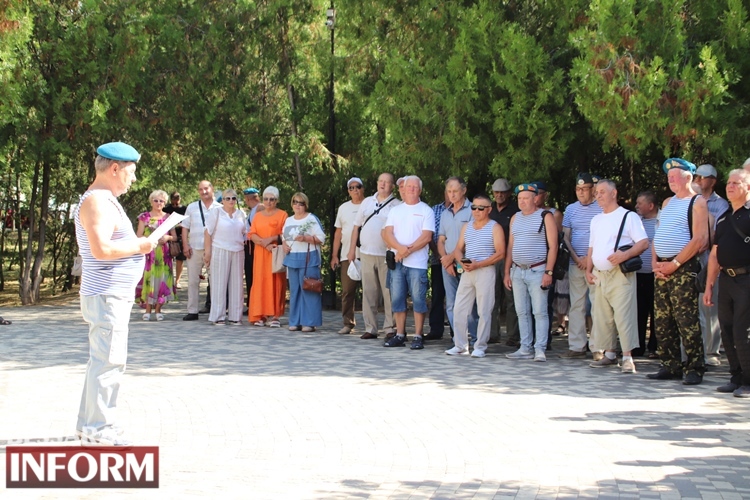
left=74, top=141, right=156, bottom=445
left=647, top=158, right=709, bottom=385
left=243, top=187, right=262, bottom=312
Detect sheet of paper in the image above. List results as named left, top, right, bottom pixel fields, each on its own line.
left=147, top=212, right=188, bottom=243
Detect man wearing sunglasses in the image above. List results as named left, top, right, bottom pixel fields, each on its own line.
left=445, top=195, right=506, bottom=358
left=331, top=177, right=365, bottom=334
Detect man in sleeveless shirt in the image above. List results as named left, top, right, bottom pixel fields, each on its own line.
left=647, top=158, right=709, bottom=385
left=504, top=184, right=558, bottom=362
left=74, top=142, right=156, bottom=446
left=445, top=194, right=505, bottom=358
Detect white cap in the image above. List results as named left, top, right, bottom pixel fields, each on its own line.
left=347, top=177, right=363, bottom=187
left=695, top=164, right=717, bottom=178
left=396, top=177, right=405, bottom=186
left=491, top=178, right=511, bottom=192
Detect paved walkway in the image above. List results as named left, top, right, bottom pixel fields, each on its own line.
left=1, top=282, right=750, bottom=499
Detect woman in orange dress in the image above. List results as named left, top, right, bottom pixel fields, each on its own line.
left=248, top=186, right=288, bottom=327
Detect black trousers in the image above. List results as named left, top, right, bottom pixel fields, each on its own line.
left=429, top=263, right=446, bottom=336
left=718, top=273, right=750, bottom=385
left=244, top=241, right=255, bottom=304
left=635, top=272, right=657, bottom=356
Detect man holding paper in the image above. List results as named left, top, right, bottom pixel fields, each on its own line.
left=74, top=141, right=156, bottom=446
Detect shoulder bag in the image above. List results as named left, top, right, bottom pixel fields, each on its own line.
left=302, top=243, right=323, bottom=293
left=271, top=243, right=286, bottom=274
left=539, top=210, right=569, bottom=280
left=614, top=211, right=643, bottom=273
left=357, top=196, right=396, bottom=247
left=686, top=195, right=711, bottom=292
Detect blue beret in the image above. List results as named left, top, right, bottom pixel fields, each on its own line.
left=514, top=183, right=538, bottom=195
left=590, top=174, right=601, bottom=183
left=243, top=187, right=259, bottom=195
left=662, top=158, right=696, bottom=174
left=576, top=172, right=594, bottom=185
left=96, top=142, right=141, bottom=162
left=530, top=181, right=547, bottom=191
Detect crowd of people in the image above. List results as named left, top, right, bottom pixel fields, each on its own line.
left=73, top=141, right=750, bottom=446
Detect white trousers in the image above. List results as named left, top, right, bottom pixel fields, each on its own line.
left=186, top=250, right=206, bottom=314
left=208, top=247, right=245, bottom=323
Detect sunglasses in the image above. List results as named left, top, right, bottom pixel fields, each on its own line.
left=224, top=196, right=237, bottom=201
left=292, top=200, right=306, bottom=206
left=348, top=185, right=363, bottom=190
left=263, top=197, right=277, bottom=202
left=470, top=205, right=490, bottom=211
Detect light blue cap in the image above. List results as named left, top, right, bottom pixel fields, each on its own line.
left=96, top=142, right=141, bottom=162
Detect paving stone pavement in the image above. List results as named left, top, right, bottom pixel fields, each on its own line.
left=1, top=283, right=750, bottom=499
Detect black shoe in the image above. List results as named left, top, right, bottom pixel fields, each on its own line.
left=646, top=367, right=682, bottom=380
left=183, top=313, right=199, bottom=321
left=717, top=382, right=741, bottom=393
left=199, top=307, right=210, bottom=314
left=410, top=336, right=424, bottom=350
left=423, top=333, right=443, bottom=341
left=360, top=332, right=378, bottom=340
left=683, top=372, right=703, bottom=385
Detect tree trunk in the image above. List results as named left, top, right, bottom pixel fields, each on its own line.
left=18, top=158, right=50, bottom=305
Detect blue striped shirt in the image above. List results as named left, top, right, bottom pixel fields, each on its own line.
left=562, top=201, right=602, bottom=263
left=464, top=220, right=497, bottom=262
left=637, top=216, right=658, bottom=274
left=75, top=190, right=145, bottom=297
left=654, top=196, right=693, bottom=258
left=511, top=209, right=548, bottom=265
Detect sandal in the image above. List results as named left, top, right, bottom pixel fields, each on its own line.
left=253, top=320, right=266, bottom=327
left=214, top=320, right=226, bottom=326
left=552, top=325, right=566, bottom=336
left=0, top=317, right=11, bottom=325
left=142, top=313, right=151, bottom=321
left=269, top=320, right=281, bottom=328
left=155, top=313, right=164, bottom=321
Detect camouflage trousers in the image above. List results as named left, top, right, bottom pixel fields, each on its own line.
left=654, top=258, right=705, bottom=376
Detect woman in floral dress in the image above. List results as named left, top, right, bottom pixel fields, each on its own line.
left=135, top=189, right=177, bottom=321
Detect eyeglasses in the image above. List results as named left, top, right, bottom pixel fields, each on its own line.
left=263, top=197, right=277, bottom=202
left=224, top=196, right=237, bottom=201
left=348, top=185, right=363, bottom=190
left=152, top=200, right=166, bottom=204
left=471, top=205, right=491, bottom=211
left=292, top=200, right=306, bottom=206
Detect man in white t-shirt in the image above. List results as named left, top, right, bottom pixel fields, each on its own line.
left=586, top=179, right=649, bottom=373
left=382, top=176, right=435, bottom=350
left=332, top=177, right=364, bottom=334
left=348, top=173, right=401, bottom=339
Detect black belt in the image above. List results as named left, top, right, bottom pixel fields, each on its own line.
left=513, top=260, right=546, bottom=270
left=656, top=256, right=675, bottom=262
left=721, top=266, right=750, bottom=277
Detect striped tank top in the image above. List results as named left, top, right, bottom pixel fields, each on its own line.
left=654, top=196, right=694, bottom=258
left=464, top=219, right=497, bottom=262
left=511, top=209, right=548, bottom=265
left=75, top=190, right=145, bottom=297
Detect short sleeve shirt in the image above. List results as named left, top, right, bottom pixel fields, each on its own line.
left=385, top=201, right=435, bottom=269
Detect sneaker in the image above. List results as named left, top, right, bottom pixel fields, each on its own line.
left=384, top=335, right=406, bottom=347
left=592, top=351, right=604, bottom=362
left=506, top=347, right=533, bottom=359
left=590, top=356, right=617, bottom=368
left=733, top=385, right=750, bottom=397
left=534, top=350, right=546, bottom=362
left=620, top=358, right=637, bottom=373
left=410, top=336, right=424, bottom=350
left=80, top=430, right=132, bottom=447
left=155, top=313, right=164, bottom=321
left=471, top=349, right=486, bottom=358
left=338, top=326, right=353, bottom=335
left=142, top=313, right=151, bottom=321
left=706, top=355, right=721, bottom=367
left=76, top=426, right=125, bottom=440
left=445, top=346, right=469, bottom=356
left=559, top=350, right=587, bottom=359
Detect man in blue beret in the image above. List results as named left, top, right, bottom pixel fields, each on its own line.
left=647, top=158, right=709, bottom=385
left=74, top=141, right=156, bottom=445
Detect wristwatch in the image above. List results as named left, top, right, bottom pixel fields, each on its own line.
left=544, top=269, right=553, bottom=276
left=672, top=258, right=681, bottom=268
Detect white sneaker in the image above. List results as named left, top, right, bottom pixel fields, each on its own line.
left=534, top=350, right=546, bottom=362
left=445, top=346, right=469, bottom=356
left=80, top=429, right=132, bottom=447
left=706, top=355, right=721, bottom=367
left=471, top=349, right=486, bottom=358
left=506, top=347, right=534, bottom=359
left=621, top=358, right=637, bottom=373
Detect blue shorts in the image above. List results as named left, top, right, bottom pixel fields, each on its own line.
left=389, top=263, right=428, bottom=313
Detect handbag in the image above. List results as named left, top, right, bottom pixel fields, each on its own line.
left=302, top=243, right=323, bottom=293
left=614, top=211, right=642, bottom=273
left=71, top=255, right=83, bottom=277
left=271, top=245, right=286, bottom=273
left=169, top=241, right=181, bottom=258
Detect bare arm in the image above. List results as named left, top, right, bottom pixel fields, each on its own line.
left=703, top=244, right=720, bottom=306
left=79, top=194, right=154, bottom=260
left=542, top=212, right=557, bottom=288
left=331, top=227, right=342, bottom=269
